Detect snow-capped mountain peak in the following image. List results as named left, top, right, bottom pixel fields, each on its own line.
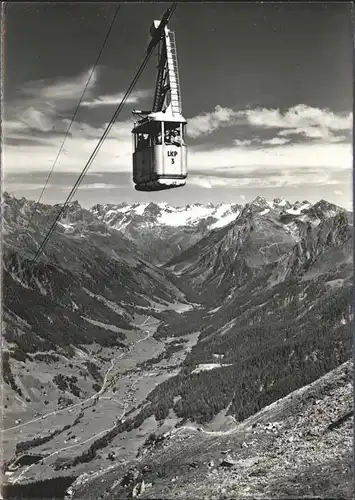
left=91, top=202, right=242, bottom=230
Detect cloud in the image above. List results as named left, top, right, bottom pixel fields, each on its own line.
left=79, top=183, right=118, bottom=190
left=21, top=67, right=99, bottom=102
left=234, top=139, right=253, bottom=146
left=82, top=89, right=151, bottom=108
left=4, top=135, right=57, bottom=147
left=187, top=105, right=241, bottom=138
left=242, top=104, right=352, bottom=130
left=4, top=183, right=58, bottom=191
left=188, top=170, right=342, bottom=190
left=242, top=104, right=352, bottom=142
left=278, top=128, right=346, bottom=142
left=6, top=67, right=100, bottom=137
left=234, top=137, right=291, bottom=147
left=20, top=107, right=55, bottom=133
left=189, top=177, right=214, bottom=189
left=187, top=142, right=352, bottom=172
left=187, top=104, right=352, bottom=145
left=61, top=118, right=133, bottom=140
left=261, top=137, right=290, bottom=146
left=3, top=117, right=134, bottom=174
left=5, top=120, right=33, bottom=134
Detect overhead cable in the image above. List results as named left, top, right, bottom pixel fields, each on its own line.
left=26, top=3, right=122, bottom=230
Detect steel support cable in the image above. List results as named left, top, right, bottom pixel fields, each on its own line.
left=26, top=3, right=121, bottom=230
left=26, top=3, right=177, bottom=271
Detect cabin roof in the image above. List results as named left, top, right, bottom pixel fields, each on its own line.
left=132, top=112, right=187, bottom=133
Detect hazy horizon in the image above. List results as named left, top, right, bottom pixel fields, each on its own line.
left=4, top=189, right=352, bottom=213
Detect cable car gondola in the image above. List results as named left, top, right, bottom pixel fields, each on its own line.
left=132, top=18, right=187, bottom=192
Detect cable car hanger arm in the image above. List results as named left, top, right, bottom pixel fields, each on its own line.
left=146, top=4, right=176, bottom=54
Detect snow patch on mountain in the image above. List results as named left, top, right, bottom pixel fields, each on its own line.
left=157, top=203, right=241, bottom=228
left=81, top=316, right=123, bottom=334
left=297, top=214, right=322, bottom=226
left=82, top=288, right=130, bottom=319
left=59, top=222, right=75, bottom=232
left=191, top=363, right=233, bottom=374
left=92, top=202, right=241, bottom=230
left=286, top=202, right=312, bottom=215
left=259, top=209, right=270, bottom=216
left=268, top=197, right=289, bottom=208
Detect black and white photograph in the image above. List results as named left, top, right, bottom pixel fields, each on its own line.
left=1, top=2, right=353, bottom=499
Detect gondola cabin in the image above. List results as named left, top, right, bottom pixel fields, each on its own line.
left=131, top=17, right=188, bottom=192
left=132, top=112, right=187, bottom=191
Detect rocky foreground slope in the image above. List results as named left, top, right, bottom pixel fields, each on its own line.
left=69, top=360, right=353, bottom=499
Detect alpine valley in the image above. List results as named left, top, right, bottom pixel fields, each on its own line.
left=1, top=193, right=353, bottom=499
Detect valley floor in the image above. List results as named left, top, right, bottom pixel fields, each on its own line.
left=1, top=313, right=200, bottom=491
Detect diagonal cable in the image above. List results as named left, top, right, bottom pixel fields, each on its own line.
left=26, top=3, right=121, bottom=229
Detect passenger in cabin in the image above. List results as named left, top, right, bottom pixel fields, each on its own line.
left=164, top=129, right=181, bottom=146
left=171, top=129, right=181, bottom=147
left=149, top=129, right=181, bottom=147
left=143, top=134, right=150, bottom=148
left=164, top=130, right=172, bottom=144
left=156, top=132, right=162, bottom=145
left=138, top=134, right=149, bottom=149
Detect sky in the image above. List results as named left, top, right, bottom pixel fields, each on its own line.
left=3, top=2, right=353, bottom=209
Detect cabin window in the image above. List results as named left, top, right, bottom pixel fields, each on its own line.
left=149, top=123, right=163, bottom=146
left=154, top=131, right=163, bottom=145
left=136, top=133, right=150, bottom=150
left=182, top=124, right=187, bottom=145
left=163, top=122, right=183, bottom=147
left=134, top=121, right=186, bottom=150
